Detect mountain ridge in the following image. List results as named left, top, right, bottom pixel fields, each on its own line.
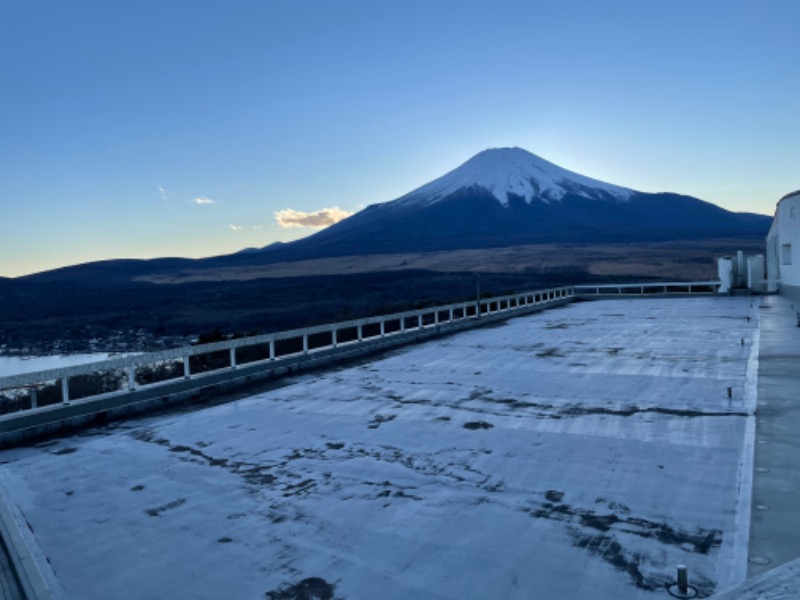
left=19, top=147, right=771, bottom=282
left=287, top=147, right=769, bottom=258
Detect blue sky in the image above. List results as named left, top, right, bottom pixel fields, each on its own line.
left=1, top=0, right=798, bottom=277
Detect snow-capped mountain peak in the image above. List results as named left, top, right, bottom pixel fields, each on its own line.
left=396, top=147, right=633, bottom=208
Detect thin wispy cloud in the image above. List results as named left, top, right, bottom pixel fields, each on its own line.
left=251, top=225, right=262, bottom=230
left=229, top=224, right=244, bottom=232
left=275, top=206, right=352, bottom=229
left=190, top=196, right=215, bottom=205
left=158, top=185, right=169, bottom=200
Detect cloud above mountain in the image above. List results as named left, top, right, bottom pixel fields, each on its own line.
left=275, top=207, right=352, bottom=228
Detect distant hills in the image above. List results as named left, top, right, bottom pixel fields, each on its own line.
left=21, top=147, right=770, bottom=285
left=4, top=147, right=773, bottom=351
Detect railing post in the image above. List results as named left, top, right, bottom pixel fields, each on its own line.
left=332, top=328, right=338, bottom=347
left=303, top=335, right=309, bottom=355
left=269, top=338, right=275, bottom=361
left=30, top=388, right=38, bottom=409
left=61, top=377, right=70, bottom=404
left=379, top=320, right=385, bottom=338
left=230, top=347, right=237, bottom=369
left=401, top=317, right=406, bottom=332
left=357, top=324, right=363, bottom=341
left=128, top=365, right=136, bottom=391
left=417, top=315, right=422, bottom=329
left=449, top=307, right=454, bottom=321
left=434, top=311, right=439, bottom=325
left=183, top=356, right=191, bottom=379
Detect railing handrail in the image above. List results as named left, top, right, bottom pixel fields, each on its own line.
left=574, top=280, right=721, bottom=290
left=0, top=285, right=574, bottom=393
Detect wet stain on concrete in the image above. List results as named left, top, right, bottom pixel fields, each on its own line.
left=536, top=347, right=565, bottom=358
left=282, top=479, right=316, bottom=497
left=561, top=405, right=748, bottom=419
left=265, top=577, right=338, bottom=600
left=463, top=421, right=493, bottom=430
left=145, top=497, right=186, bottom=517
left=51, top=447, right=78, bottom=455
left=524, top=494, right=720, bottom=594
left=544, top=490, right=564, bottom=502
left=367, top=414, right=396, bottom=429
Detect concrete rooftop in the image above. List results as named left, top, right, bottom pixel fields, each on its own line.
left=0, top=295, right=799, bottom=599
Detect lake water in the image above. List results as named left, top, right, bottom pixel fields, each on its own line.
left=0, top=354, right=121, bottom=378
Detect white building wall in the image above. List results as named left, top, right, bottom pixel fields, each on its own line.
left=771, top=191, right=800, bottom=298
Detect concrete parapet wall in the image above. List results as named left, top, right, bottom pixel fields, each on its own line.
left=574, top=280, right=721, bottom=299
left=779, top=282, right=800, bottom=301
left=0, top=478, right=66, bottom=599
left=712, top=556, right=800, bottom=599
left=0, top=288, right=574, bottom=447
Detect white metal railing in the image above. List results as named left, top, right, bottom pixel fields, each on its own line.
left=0, top=285, right=575, bottom=413
left=574, top=280, right=722, bottom=296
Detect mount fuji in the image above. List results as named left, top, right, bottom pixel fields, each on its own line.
left=268, top=147, right=770, bottom=259
left=20, top=147, right=771, bottom=285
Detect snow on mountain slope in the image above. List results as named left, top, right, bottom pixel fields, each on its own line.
left=394, top=147, right=634, bottom=208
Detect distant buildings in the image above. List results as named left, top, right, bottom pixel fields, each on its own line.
left=767, top=190, right=800, bottom=299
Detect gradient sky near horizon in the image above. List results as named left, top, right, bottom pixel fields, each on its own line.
left=1, top=1, right=799, bottom=277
